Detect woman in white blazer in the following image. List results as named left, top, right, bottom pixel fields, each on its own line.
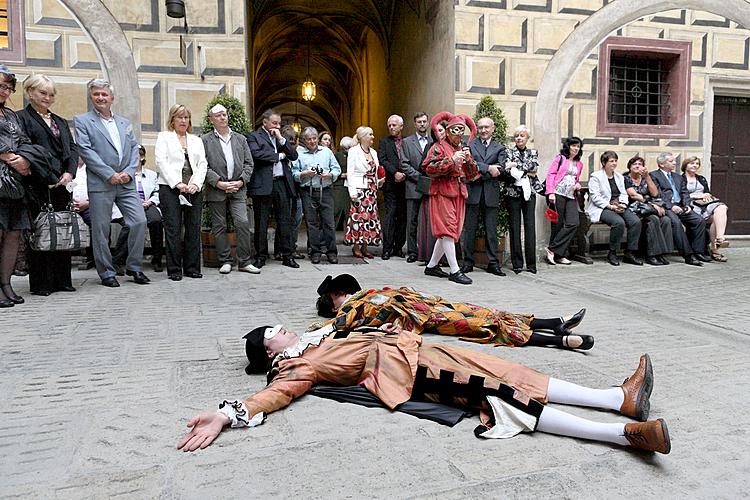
left=344, top=126, right=383, bottom=258
left=584, top=151, right=642, bottom=266
left=155, top=104, right=207, bottom=280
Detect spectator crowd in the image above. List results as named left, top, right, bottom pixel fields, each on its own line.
left=0, top=65, right=732, bottom=307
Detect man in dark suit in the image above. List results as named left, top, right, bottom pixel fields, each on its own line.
left=462, top=117, right=506, bottom=276
left=202, top=104, right=258, bottom=275
left=74, top=79, right=149, bottom=287
left=650, top=152, right=708, bottom=266
left=400, top=112, right=432, bottom=263
left=246, top=109, right=299, bottom=269
left=378, top=114, right=407, bottom=259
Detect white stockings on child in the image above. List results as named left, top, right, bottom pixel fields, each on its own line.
left=547, top=378, right=624, bottom=411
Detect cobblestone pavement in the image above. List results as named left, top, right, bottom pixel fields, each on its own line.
left=1, top=245, right=749, bottom=499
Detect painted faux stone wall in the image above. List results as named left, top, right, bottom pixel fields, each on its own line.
left=454, top=0, right=750, bottom=179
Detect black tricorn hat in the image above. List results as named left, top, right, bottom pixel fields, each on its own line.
left=243, top=326, right=272, bottom=375
left=316, top=274, right=361, bottom=296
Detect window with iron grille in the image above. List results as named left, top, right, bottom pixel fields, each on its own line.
left=597, top=37, right=691, bottom=139
left=1, top=0, right=9, bottom=48
left=608, top=56, right=671, bottom=126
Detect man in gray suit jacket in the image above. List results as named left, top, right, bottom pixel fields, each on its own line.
left=400, top=112, right=433, bottom=263
left=462, top=117, right=506, bottom=276
left=202, top=104, right=259, bottom=275
left=74, top=79, right=148, bottom=287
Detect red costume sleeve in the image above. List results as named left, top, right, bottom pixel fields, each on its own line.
left=421, top=143, right=460, bottom=178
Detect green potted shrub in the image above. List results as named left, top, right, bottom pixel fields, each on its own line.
left=473, top=96, right=510, bottom=266
left=199, top=94, right=252, bottom=267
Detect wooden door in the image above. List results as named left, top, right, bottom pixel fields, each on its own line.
left=711, top=95, right=750, bottom=234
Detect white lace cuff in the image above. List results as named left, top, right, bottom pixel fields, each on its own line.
left=218, top=400, right=265, bottom=428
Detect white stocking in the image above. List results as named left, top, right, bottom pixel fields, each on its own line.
left=441, top=237, right=460, bottom=273
left=547, top=378, right=624, bottom=411
left=427, top=240, right=445, bottom=268
left=536, top=406, right=629, bottom=446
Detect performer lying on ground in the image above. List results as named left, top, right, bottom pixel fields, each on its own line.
left=176, top=323, right=669, bottom=454
left=313, top=273, right=592, bottom=350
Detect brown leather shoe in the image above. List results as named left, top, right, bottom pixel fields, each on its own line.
left=620, top=353, right=653, bottom=421
left=624, top=419, right=671, bottom=454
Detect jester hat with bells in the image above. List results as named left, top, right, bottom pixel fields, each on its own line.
left=430, top=112, right=477, bottom=143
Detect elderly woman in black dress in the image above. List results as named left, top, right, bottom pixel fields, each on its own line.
left=623, top=155, right=673, bottom=266
left=17, top=74, right=79, bottom=295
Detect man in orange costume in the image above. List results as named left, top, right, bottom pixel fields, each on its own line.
left=177, top=323, right=670, bottom=455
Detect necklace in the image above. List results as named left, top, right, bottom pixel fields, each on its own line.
left=360, top=145, right=370, bottom=155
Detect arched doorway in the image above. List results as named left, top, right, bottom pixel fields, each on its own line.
left=533, top=0, right=750, bottom=242
left=247, top=0, right=455, bottom=141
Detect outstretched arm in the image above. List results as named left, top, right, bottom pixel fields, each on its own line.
left=177, top=411, right=230, bottom=452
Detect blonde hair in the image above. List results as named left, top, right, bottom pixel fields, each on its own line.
left=167, top=104, right=193, bottom=133
left=23, top=74, right=56, bottom=97
left=351, top=126, right=373, bottom=146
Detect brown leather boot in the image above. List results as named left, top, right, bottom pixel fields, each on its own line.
left=620, top=353, right=653, bottom=421
left=624, top=419, right=671, bottom=454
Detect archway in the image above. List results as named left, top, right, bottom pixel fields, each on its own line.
left=58, top=0, right=140, bottom=136
left=534, top=0, right=750, bottom=166
left=247, top=0, right=454, bottom=141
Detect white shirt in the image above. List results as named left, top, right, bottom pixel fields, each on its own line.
left=97, top=112, right=122, bottom=161
left=215, top=129, right=235, bottom=179
left=417, top=133, right=429, bottom=152
left=263, top=127, right=286, bottom=177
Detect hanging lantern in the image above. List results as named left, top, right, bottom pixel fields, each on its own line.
left=165, top=0, right=186, bottom=18
left=301, top=75, right=316, bottom=102
left=292, top=119, right=302, bottom=134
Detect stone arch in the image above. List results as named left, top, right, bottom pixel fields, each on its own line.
left=533, top=0, right=750, bottom=166
left=58, top=0, right=140, bottom=136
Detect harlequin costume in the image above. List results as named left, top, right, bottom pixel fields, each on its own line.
left=310, top=286, right=533, bottom=347
left=421, top=112, right=480, bottom=240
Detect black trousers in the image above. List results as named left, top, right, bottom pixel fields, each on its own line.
left=664, top=208, right=706, bottom=256
left=405, top=198, right=421, bottom=258
left=252, top=178, right=293, bottom=260
left=382, top=184, right=406, bottom=254
left=159, top=185, right=202, bottom=275
left=113, top=204, right=164, bottom=265
left=598, top=208, right=641, bottom=252
left=548, top=196, right=579, bottom=257
left=300, top=187, right=337, bottom=256
left=27, top=185, right=73, bottom=293
left=640, top=214, right=673, bottom=257
left=462, top=196, right=499, bottom=267
left=508, top=194, right=537, bottom=271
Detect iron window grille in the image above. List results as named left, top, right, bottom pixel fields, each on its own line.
left=608, top=55, right=672, bottom=126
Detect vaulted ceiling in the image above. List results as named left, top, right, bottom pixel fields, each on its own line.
left=249, top=0, right=400, bottom=135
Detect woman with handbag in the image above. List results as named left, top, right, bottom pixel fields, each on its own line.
left=504, top=125, right=540, bottom=274
left=155, top=104, right=207, bottom=281
left=544, top=137, right=584, bottom=265
left=17, top=74, right=79, bottom=296
left=584, top=151, right=642, bottom=266
left=0, top=66, right=35, bottom=307
left=344, top=126, right=383, bottom=258
left=624, top=155, right=673, bottom=266
left=681, top=156, right=729, bottom=262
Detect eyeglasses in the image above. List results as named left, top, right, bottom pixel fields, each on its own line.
left=0, top=83, right=16, bottom=94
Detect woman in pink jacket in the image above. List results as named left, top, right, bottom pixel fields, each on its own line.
left=544, top=137, right=584, bottom=265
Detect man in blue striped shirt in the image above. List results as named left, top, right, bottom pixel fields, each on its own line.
left=292, top=127, right=341, bottom=264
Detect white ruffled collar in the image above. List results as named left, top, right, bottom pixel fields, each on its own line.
left=275, top=323, right=336, bottom=362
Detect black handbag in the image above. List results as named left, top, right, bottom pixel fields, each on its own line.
left=629, top=200, right=658, bottom=217
left=0, top=163, right=25, bottom=199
